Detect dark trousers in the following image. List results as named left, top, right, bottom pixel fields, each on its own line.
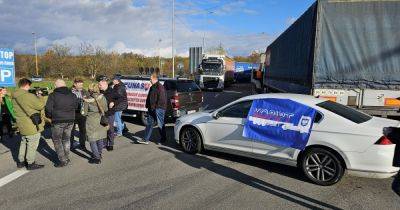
left=90, top=139, right=104, bottom=160
left=71, top=114, right=87, bottom=148
left=107, top=115, right=115, bottom=146
left=0, top=112, right=13, bottom=140
left=52, top=122, right=74, bottom=163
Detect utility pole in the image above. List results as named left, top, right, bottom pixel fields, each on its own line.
left=158, top=38, right=162, bottom=74
left=172, top=0, right=175, bottom=78
left=32, top=32, right=39, bottom=76
left=202, top=32, right=205, bottom=50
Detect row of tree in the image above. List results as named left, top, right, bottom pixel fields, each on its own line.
left=15, top=43, right=260, bottom=79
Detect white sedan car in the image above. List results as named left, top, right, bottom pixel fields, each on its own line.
left=174, top=94, right=400, bottom=185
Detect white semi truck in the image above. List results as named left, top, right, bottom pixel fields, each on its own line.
left=195, top=54, right=235, bottom=91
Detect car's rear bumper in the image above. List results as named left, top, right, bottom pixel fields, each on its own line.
left=345, top=145, right=399, bottom=178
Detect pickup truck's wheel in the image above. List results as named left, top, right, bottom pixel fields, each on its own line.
left=140, top=112, right=156, bottom=126
left=300, top=148, right=344, bottom=186
left=180, top=127, right=202, bottom=154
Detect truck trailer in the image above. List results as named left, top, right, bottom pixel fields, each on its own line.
left=262, top=0, right=400, bottom=117
left=235, top=62, right=259, bottom=83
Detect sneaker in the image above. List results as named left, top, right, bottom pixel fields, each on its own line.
left=55, top=161, right=68, bottom=168
left=89, top=158, right=101, bottom=164
left=26, top=162, right=44, bottom=170
left=116, top=133, right=123, bottom=137
left=137, top=140, right=149, bottom=145
left=123, top=125, right=129, bottom=134
left=106, top=146, right=114, bottom=151
left=17, top=161, right=25, bottom=169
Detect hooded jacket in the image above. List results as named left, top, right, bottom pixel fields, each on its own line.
left=12, top=88, right=46, bottom=136
left=83, top=93, right=108, bottom=142
left=45, top=87, right=78, bottom=124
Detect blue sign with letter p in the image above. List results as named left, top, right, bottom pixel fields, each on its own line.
left=243, top=98, right=317, bottom=150
left=0, top=48, right=16, bottom=87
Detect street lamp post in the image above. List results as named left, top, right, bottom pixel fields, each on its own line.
left=32, top=32, right=39, bottom=76
left=172, top=0, right=175, bottom=78
left=158, top=39, right=162, bottom=74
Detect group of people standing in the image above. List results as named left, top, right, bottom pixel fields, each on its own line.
left=1, top=72, right=168, bottom=170
left=9, top=75, right=128, bottom=169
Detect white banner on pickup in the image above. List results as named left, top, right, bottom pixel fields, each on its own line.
left=122, top=79, right=152, bottom=112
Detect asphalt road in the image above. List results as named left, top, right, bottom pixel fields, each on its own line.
left=0, top=83, right=399, bottom=209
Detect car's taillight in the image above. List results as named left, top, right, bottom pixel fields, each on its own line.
left=171, top=92, right=180, bottom=110
left=375, top=136, right=394, bottom=145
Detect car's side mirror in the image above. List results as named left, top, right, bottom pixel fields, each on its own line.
left=212, top=112, right=221, bottom=119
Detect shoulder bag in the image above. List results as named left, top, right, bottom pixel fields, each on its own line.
left=93, top=95, right=109, bottom=127
left=15, top=97, right=42, bottom=131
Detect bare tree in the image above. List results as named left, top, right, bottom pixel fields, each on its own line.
left=80, top=43, right=106, bottom=79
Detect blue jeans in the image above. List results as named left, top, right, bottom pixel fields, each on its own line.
left=144, top=109, right=166, bottom=142
left=114, top=111, right=123, bottom=135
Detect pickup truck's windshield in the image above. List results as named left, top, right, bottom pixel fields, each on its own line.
left=177, top=81, right=200, bottom=92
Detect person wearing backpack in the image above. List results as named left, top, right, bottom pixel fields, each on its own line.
left=12, top=78, right=46, bottom=170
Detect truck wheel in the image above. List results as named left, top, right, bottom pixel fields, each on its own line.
left=251, top=84, right=258, bottom=94
left=140, top=112, right=156, bottom=126
left=300, top=148, right=345, bottom=186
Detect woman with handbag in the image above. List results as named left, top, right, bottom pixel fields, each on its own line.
left=83, top=83, right=109, bottom=164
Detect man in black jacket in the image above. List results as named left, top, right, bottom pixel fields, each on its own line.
left=99, top=78, right=117, bottom=151
left=139, top=73, right=167, bottom=145
left=45, top=79, right=78, bottom=167
left=112, top=75, right=128, bottom=137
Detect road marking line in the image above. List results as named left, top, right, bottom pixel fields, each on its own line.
left=0, top=169, right=29, bottom=188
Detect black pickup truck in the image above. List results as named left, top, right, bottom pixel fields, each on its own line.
left=121, top=75, right=203, bottom=125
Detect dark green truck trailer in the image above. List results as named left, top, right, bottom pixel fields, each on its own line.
left=263, top=0, right=400, bottom=117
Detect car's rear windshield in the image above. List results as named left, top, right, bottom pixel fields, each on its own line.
left=176, top=80, right=200, bottom=92
left=317, top=101, right=372, bottom=124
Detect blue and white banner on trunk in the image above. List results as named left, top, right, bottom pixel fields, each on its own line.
left=243, top=98, right=316, bottom=150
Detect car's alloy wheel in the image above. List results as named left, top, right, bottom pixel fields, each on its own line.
left=180, top=127, right=202, bottom=154
left=301, top=148, right=344, bottom=186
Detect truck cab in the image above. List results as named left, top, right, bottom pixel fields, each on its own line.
left=195, top=54, right=235, bottom=91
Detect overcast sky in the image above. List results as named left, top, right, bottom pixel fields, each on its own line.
left=0, top=0, right=314, bottom=57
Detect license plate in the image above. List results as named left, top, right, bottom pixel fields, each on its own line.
left=187, top=110, right=196, bottom=114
